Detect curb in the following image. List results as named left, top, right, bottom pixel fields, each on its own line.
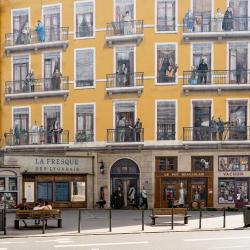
left=0, top=227, right=249, bottom=239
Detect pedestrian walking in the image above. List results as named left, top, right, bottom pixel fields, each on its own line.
left=140, top=187, right=148, bottom=209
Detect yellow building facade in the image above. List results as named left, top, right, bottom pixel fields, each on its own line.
left=0, top=0, right=250, bottom=209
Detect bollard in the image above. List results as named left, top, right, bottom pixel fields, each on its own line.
left=78, top=209, right=81, bottom=233
left=3, top=208, right=6, bottom=235
left=42, top=216, right=45, bottom=234
left=199, top=207, right=202, bottom=229
left=142, top=209, right=144, bottom=231
left=223, top=207, right=226, bottom=228
left=171, top=206, right=174, bottom=230
left=109, top=208, right=112, bottom=232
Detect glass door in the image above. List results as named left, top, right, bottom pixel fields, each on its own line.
left=44, top=13, right=60, bottom=42
left=13, top=62, right=28, bottom=93
left=235, top=179, right=248, bottom=208
left=13, top=13, right=28, bottom=45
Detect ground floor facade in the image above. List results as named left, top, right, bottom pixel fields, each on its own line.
left=1, top=146, right=250, bottom=209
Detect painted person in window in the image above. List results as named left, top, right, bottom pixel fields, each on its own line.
left=35, top=20, right=45, bottom=42
left=133, top=118, right=142, bottom=142
left=185, top=10, right=194, bottom=32
left=140, top=187, right=148, bottom=209
left=215, top=8, right=223, bottom=32
left=52, top=68, right=62, bottom=90
left=123, top=10, right=132, bottom=35
left=15, top=198, right=30, bottom=227
left=24, top=69, right=35, bottom=92
left=222, top=7, right=234, bottom=31
left=97, top=187, right=106, bottom=208
left=197, top=58, right=208, bottom=84
left=14, top=123, right=20, bottom=145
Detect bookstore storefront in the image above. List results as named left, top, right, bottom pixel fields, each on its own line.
left=155, top=156, right=214, bottom=208
left=218, top=156, right=250, bottom=208
left=4, top=155, right=94, bottom=208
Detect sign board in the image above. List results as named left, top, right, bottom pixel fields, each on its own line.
left=24, top=182, right=35, bottom=202
left=219, top=171, right=250, bottom=177
left=162, top=172, right=206, bottom=177
left=4, top=155, right=93, bottom=174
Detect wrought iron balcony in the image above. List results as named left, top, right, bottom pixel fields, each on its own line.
left=157, top=124, right=176, bottom=140
left=107, top=128, right=144, bottom=143
left=106, top=20, right=144, bottom=47
left=183, top=126, right=250, bottom=142
left=183, top=70, right=250, bottom=94
left=4, top=130, right=69, bottom=146
left=75, top=130, right=94, bottom=143
left=5, top=77, right=69, bottom=100
left=5, top=27, right=69, bottom=54
left=183, top=16, right=250, bottom=41
left=106, top=72, right=144, bottom=95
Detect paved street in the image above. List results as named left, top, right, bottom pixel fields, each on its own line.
left=4, top=209, right=245, bottom=236
left=1, top=230, right=250, bottom=250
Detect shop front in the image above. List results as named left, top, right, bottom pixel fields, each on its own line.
left=155, top=156, right=213, bottom=208
left=218, top=156, right=250, bottom=208
left=4, top=155, right=94, bottom=208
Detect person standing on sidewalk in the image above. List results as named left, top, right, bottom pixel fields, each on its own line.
left=140, top=187, right=148, bottom=209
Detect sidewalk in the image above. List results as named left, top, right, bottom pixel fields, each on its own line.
left=2, top=209, right=248, bottom=237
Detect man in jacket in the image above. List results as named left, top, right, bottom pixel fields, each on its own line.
left=197, top=59, right=209, bottom=84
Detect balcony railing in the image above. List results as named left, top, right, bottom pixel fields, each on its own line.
left=5, top=27, right=69, bottom=53
left=4, top=130, right=69, bottom=146
left=183, top=70, right=250, bottom=91
left=183, top=16, right=250, bottom=33
left=106, top=72, right=144, bottom=95
left=183, top=126, right=250, bottom=142
left=107, top=128, right=144, bottom=143
left=106, top=20, right=144, bottom=46
left=5, top=77, right=69, bottom=100
left=75, top=130, right=94, bottom=143
left=157, top=124, right=176, bottom=140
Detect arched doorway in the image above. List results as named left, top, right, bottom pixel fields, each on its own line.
left=110, top=159, right=140, bottom=209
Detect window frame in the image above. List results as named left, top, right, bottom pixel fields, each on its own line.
left=191, top=156, right=213, bottom=172
left=155, top=43, right=178, bottom=85
left=155, top=0, right=178, bottom=34
left=74, top=0, right=96, bottom=40
left=74, top=48, right=96, bottom=89
left=155, top=156, right=178, bottom=172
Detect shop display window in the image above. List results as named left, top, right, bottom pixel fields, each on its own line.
left=0, top=192, right=17, bottom=208
left=9, top=177, right=17, bottom=191
left=192, top=157, right=213, bottom=171
left=156, top=157, right=177, bottom=172
left=218, top=180, right=235, bottom=204
left=55, top=182, right=69, bottom=202
left=219, top=156, right=249, bottom=171
left=0, top=178, right=5, bottom=191
left=236, top=181, right=248, bottom=202
left=71, top=181, right=86, bottom=202
left=191, top=179, right=206, bottom=201
left=37, top=182, right=53, bottom=201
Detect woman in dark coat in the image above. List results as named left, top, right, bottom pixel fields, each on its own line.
left=222, top=7, right=234, bottom=31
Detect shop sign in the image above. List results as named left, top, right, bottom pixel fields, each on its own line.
left=163, top=172, right=206, bottom=177
left=4, top=155, right=93, bottom=174
left=222, top=172, right=245, bottom=177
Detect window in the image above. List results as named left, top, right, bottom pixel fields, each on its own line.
left=156, top=44, right=177, bottom=83
left=0, top=178, right=5, bottom=191
left=13, top=107, right=30, bottom=145
left=229, top=43, right=248, bottom=84
left=43, top=5, right=61, bottom=42
left=191, top=179, right=207, bottom=201
left=219, top=156, right=249, bottom=171
left=193, top=0, right=212, bottom=32
left=115, top=0, right=134, bottom=21
left=75, top=104, right=94, bottom=142
left=192, top=44, right=212, bottom=84
left=71, top=181, right=86, bottom=201
left=157, top=101, right=176, bottom=140
left=55, top=182, right=69, bottom=201
left=192, top=156, right=213, bottom=171
left=218, top=179, right=249, bottom=204
left=37, top=182, right=53, bottom=201
left=75, top=1, right=94, bottom=38
left=44, top=52, right=61, bottom=90
left=156, top=156, right=177, bottom=171
left=75, top=49, right=94, bottom=87
left=115, top=47, right=134, bottom=87
left=12, top=9, right=29, bottom=45
left=156, top=0, right=176, bottom=32
left=115, top=102, right=135, bottom=128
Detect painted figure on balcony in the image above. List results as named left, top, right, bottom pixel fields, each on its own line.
left=24, top=69, right=35, bottom=92
left=31, top=121, right=39, bottom=144
left=117, top=63, right=128, bottom=86
left=35, top=20, right=45, bottom=42
left=14, top=124, right=20, bottom=145
left=215, top=8, right=223, bottom=32
left=185, top=10, right=194, bottom=32
left=209, top=116, right=217, bottom=140
left=52, top=68, right=62, bottom=90
left=22, top=22, right=30, bottom=44
left=39, top=125, right=45, bottom=144
left=197, top=58, right=208, bottom=84
left=133, top=118, right=142, bottom=142
left=123, top=10, right=132, bottom=35
left=217, top=117, right=225, bottom=140
left=222, top=7, right=234, bottom=31
left=236, top=62, right=243, bottom=84
left=118, top=116, right=126, bottom=142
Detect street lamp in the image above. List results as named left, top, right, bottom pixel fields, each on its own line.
left=99, top=161, right=104, bottom=174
